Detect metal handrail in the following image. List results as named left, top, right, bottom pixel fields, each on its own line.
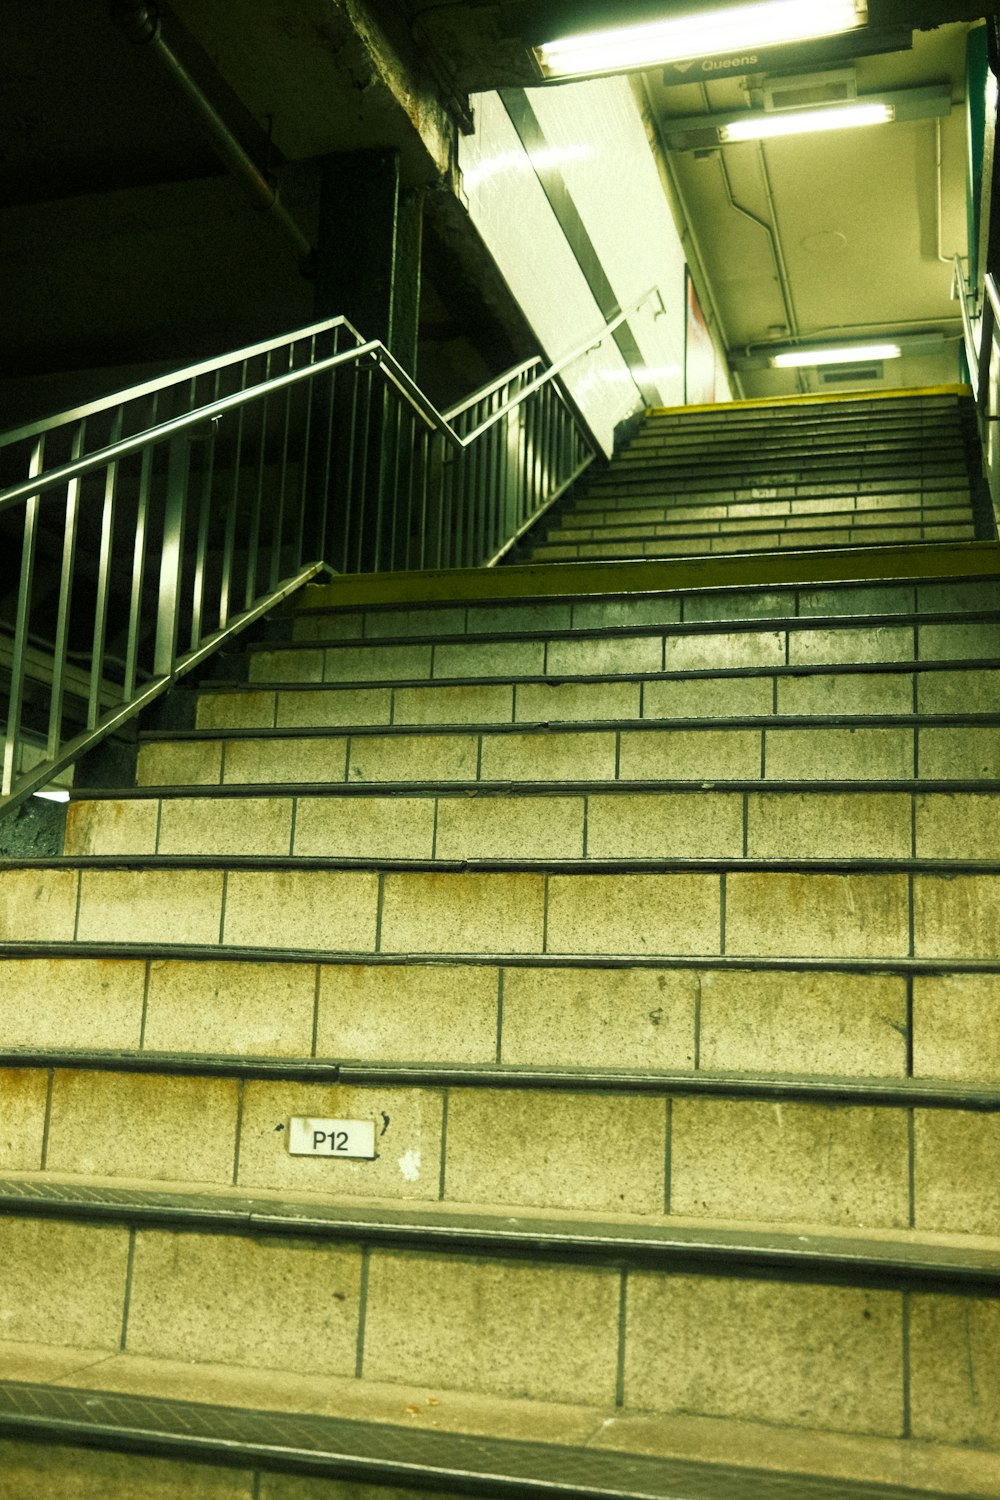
left=0, top=315, right=367, bottom=449
left=0, top=287, right=660, bottom=811
left=459, top=286, right=665, bottom=441
left=953, top=255, right=981, bottom=396
left=1, top=288, right=665, bottom=512
left=952, top=254, right=1000, bottom=538
left=0, top=342, right=383, bottom=513
left=443, top=359, right=542, bottom=422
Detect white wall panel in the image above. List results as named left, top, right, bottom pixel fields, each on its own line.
left=530, top=78, right=688, bottom=407
left=460, top=92, right=638, bottom=455
left=460, top=78, right=714, bottom=453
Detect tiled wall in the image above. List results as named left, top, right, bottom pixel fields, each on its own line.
left=460, top=79, right=719, bottom=455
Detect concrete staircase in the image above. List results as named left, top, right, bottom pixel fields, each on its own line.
left=527, top=391, right=987, bottom=563
left=1, top=388, right=999, bottom=1498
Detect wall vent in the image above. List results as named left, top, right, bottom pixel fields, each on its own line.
left=819, top=363, right=883, bottom=384
left=762, top=68, right=857, bottom=112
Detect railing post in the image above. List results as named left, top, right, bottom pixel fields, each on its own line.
left=2, top=437, right=44, bottom=796
left=154, top=435, right=189, bottom=677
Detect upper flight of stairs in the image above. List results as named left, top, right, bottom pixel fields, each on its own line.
left=526, top=391, right=989, bottom=563
left=1, top=389, right=999, bottom=1499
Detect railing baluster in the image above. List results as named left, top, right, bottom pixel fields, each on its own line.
left=124, top=396, right=157, bottom=700
left=354, top=363, right=373, bottom=574
left=272, top=351, right=294, bottom=591
left=87, top=409, right=124, bottom=730
left=2, top=436, right=45, bottom=797
left=219, top=374, right=245, bottom=632
left=294, top=336, right=317, bottom=571
left=245, top=353, right=272, bottom=610
left=47, top=423, right=85, bottom=760
left=154, top=434, right=190, bottom=678
left=190, top=390, right=219, bottom=650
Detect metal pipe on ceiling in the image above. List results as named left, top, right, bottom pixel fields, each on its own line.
left=638, top=80, right=745, bottom=397
left=935, top=115, right=954, bottom=264
left=704, top=81, right=804, bottom=392
left=109, top=0, right=313, bottom=267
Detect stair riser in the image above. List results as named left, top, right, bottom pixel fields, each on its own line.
left=552, top=506, right=974, bottom=537
left=623, top=429, right=966, bottom=453
left=252, top=619, right=1000, bottom=686
left=6, top=867, right=1000, bottom=960
left=195, top=665, right=1000, bottom=730
left=289, top=578, right=1000, bottom=644
left=2, top=1068, right=995, bottom=1231
left=136, top=723, right=1000, bottom=787
left=586, top=468, right=969, bottom=496
left=64, top=790, right=1000, bottom=863
left=625, top=427, right=965, bottom=455
left=530, top=528, right=975, bottom=559
left=1, top=958, right=994, bottom=1082
left=569, top=491, right=973, bottom=519
left=0, top=1441, right=281, bottom=1500
left=2, top=1215, right=996, bottom=1443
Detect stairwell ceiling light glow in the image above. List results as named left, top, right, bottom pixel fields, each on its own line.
left=720, top=101, right=893, bottom=142
left=772, top=343, right=901, bottom=367
left=534, top=0, right=865, bottom=81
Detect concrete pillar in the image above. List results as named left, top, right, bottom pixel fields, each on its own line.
left=314, top=148, right=423, bottom=377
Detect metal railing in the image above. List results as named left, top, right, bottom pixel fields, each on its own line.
left=0, top=288, right=660, bottom=809
left=952, top=253, right=1000, bottom=523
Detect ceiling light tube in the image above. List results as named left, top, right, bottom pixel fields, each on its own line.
left=772, top=344, right=902, bottom=367
left=721, top=101, right=893, bottom=142
left=535, top=0, right=865, bottom=81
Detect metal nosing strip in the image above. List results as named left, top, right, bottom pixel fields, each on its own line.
left=1, top=943, right=1000, bottom=976
left=0, top=1381, right=958, bottom=1498
left=6, top=855, right=1000, bottom=875
left=0, top=1053, right=995, bottom=1109
left=252, top=606, right=1000, bottom=651
left=62, top=775, right=1000, bottom=801
left=0, top=1185, right=996, bottom=1287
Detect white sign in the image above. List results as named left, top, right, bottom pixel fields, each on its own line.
left=288, top=1117, right=376, bottom=1159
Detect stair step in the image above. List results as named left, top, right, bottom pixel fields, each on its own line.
left=194, top=662, right=1000, bottom=731
left=0, top=1189, right=996, bottom=1454
left=134, top=718, right=1000, bottom=787
left=250, top=614, right=1000, bottom=688
left=570, top=490, right=974, bottom=517
left=585, top=465, right=971, bottom=495
left=1, top=1053, right=997, bottom=1229
left=2, top=1175, right=999, bottom=1274
left=625, top=422, right=965, bottom=451
left=528, top=530, right=975, bottom=561
left=5, top=860, right=1000, bottom=961
left=62, top=786, right=1000, bottom=863
left=0, top=952, right=996, bottom=1081
left=288, top=577, right=1000, bottom=644
left=551, top=506, right=975, bottom=536
left=3, top=1353, right=999, bottom=1498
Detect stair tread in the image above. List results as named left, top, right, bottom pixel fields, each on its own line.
left=2, top=1051, right=997, bottom=1106
left=3, top=1358, right=996, bottom=1499
left=2, top=1173, right=997, bottom=1277
left=67, top=775, right=1000, bottom=794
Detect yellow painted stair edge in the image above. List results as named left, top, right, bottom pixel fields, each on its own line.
left=646, top=385, right=973, bottom=417
left=301, top=541, right=1000, bottom=611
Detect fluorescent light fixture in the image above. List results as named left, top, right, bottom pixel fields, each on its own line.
left=33, top=788, right=71, bottom=803
left=721, top=100, right=892, bottom=142
left=772, top=343, right=901, bottom=367
left=535, top=0, right=864, bottom=81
